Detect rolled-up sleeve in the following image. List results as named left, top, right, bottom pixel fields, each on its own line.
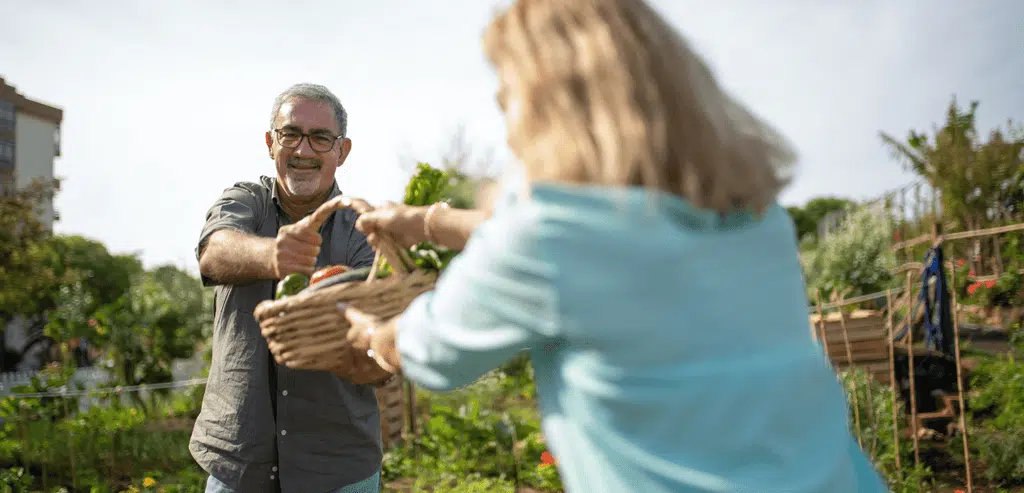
left=196, top=184, right=262, bottom=286
left=396, top=209, right=559, bottom=391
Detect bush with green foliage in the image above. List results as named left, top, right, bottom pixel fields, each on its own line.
left=964, top=348, right=1024, bottom=485
left=801, top=206, right=897, bottom=300
left=839, top=369, right=933, bottom=493
left=382, top=361, right=563, bottom=492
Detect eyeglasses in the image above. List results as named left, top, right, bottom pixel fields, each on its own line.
left=272, top=128, right=343, bottom=153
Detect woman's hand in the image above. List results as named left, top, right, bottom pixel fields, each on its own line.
left=340, top=303, right=402, bottom=374
left=355, top=203, right=429, bottom=249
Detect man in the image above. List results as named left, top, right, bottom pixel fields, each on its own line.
left=191, top=83, right=393, bottom=493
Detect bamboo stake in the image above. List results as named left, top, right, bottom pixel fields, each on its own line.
left=903, top=272, right=921, bottom=467
left=19, top=408, right=30, bottom=475
left=947, top=264, right=974, bottom=493
left=64, top=396, right=76, bottom=490
left=41, top=413, right=47, bottom=492
left=864, top=355, right=879, bottom=456
left=814, top=295, right=832, bottom=362
left=885, top=289, right=902, bottom=476
left=836, top=297, right=863, bottom=448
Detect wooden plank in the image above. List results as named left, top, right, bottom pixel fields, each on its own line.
left=831, top=351, right=891, bottom=365
left=821, top=328, right=888, bottom=344
left=376, top=377, right=408, bottom=450
left=826, top=338, right=889, bottom=352
left=820, top=320, right=885, bottom=331
left=820, top=319, right=885, bottom=331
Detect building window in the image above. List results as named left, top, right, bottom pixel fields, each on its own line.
left=0, top=168, right=13, bottom=196
left=0, top=139, right=14, bottom=167
left=0, top=101, right=14, bottom=130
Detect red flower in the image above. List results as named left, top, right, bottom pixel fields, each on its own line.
left=540, top=451, right=558, bottom=466
left=88, top=318, right=97, bottom=327
left=956, top=259, right=965, bottom=266
left=985, top=280, right=997, bottom=289
left=967, top=283, right=980, bottom=295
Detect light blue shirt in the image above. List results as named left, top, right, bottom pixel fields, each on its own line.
left=397, top=181, right=888, bottom=493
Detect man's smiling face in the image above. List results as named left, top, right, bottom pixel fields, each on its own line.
left=266, top=97, right=352, bottom=199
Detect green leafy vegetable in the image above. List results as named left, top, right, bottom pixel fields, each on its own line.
left=375, top=162, right=463, bottom=276
left=404, top=162, right=454, bottom=207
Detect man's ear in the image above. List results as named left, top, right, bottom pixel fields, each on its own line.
left=265, top=131, right=274, bottom=158
left=337, top=138, right=353, bottom=166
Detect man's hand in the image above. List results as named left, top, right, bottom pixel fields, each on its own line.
left=335, top=349, right=395, bottom=386
left=272, top=217, right=322, bottom=278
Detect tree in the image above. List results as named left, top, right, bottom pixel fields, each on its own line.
left=0, top=178, right=61, bottom=321
left=880, top=98, right=1024, bottom=231
left=787, top=196, right=857, bottom=242
left=44, top=265, right=211, bottom=414
left=880, top=98, right=1024, bottom=279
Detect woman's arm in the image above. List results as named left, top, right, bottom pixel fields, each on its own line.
left=345, top=205, right=558, bottom=391
left=427, top=206, right=490, bottom=251
left=355, top=205, right=488, bottom=252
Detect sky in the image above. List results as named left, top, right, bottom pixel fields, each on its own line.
left=1, top=0, right=1022, bottom=273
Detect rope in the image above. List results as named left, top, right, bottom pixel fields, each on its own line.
left=3, top=377, right=207, bottom=399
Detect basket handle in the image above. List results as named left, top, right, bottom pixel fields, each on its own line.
left=306, top=196, right=415, bottom=282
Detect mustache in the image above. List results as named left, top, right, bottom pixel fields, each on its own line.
left=288, top=157, right=322, bottom=168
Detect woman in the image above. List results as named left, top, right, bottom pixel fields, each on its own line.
left=325, top=0, right=887, bottom=491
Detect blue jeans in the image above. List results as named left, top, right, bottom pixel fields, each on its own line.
left=205, top=470, right=381, bottom=493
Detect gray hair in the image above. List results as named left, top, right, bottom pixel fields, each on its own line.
left=269, top=83, right=348, bottom=137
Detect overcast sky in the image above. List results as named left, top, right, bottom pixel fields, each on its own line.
left=2, top=0, right=1022, bottom=272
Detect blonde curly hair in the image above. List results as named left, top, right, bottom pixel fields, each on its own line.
left=483, top=0, right=796, bottom=213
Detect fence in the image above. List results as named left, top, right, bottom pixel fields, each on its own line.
left=819, top=179, right=942, bottom=240
left=0, top=375, right=209, bottom=492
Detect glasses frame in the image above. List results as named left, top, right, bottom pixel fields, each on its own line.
left=272, top=128, right=344, bottom=153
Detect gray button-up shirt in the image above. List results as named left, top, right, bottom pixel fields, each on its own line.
left=189, top=176, right=381, bottom=493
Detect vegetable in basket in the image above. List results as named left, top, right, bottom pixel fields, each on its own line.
left=373, top=162, right=461, bottom=277
left=310, top=265, right=350, bottom=285
left=275, top=273, right=309, bottom=299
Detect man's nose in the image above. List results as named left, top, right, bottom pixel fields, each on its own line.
left=294, top=135, right=317, bottom=157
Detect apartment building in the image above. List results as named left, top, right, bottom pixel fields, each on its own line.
left=0, top=77, right=63, bottom=230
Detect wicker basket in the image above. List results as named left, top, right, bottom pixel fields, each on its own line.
left=253, top=198, right=437, bottom=374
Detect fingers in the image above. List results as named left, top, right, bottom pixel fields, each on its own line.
left=274, top=221, right=323, bottom=277
left=355, top=210, right=384, bottom=235
left=276, top=259, right=316, bottom=277
left=338, top=302, right=379, bottom=351
left=339, top=196, right=375, bottom=214
left=339, top=303, right=377, bottom=326
left=278, top=237, right=320, bottom=259
left=288, top=221, right=323, bottom=246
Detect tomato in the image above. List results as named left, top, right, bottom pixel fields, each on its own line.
left=310, top=265, right=350, bottom=285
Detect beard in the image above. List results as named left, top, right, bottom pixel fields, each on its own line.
left=284, top=157, right=323, bottom=197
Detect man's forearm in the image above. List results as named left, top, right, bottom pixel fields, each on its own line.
left=198, top=229, right=276, bottom=284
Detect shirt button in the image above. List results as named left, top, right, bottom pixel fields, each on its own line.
left=270, top=474, right=276, bottom=480
left=272, top=466, right=278, bottom=472
left=282, top=390, right=288, bottom=396
left=280, top=430, right=287, bottom=436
